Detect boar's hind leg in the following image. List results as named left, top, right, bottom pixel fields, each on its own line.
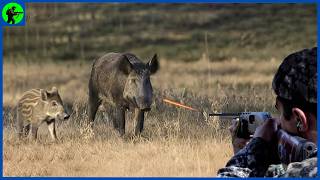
left=134, top=109, right=145, bottom=135
left=88, top=91, right=101, bottom=126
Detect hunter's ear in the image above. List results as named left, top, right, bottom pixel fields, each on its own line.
left=40, top=89, right=48, bottom=101
left=119, top=54, right=133, bottom=75
left=292, top=108, right=308, bottom=132
left=148, top=54, right=159, bottom=74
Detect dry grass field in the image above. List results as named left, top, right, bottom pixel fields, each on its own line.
left=3, top=57, right=281, bottom=176
left=2, top=3, right=315, bottom=177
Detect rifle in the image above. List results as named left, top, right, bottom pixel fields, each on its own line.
left=209, top=112, right=271, bottom=139
left=277, top=129, right=317, bottom=164
left=210, top=112, right=317, bottom=163
left=14, top=12, right=24, bottom=16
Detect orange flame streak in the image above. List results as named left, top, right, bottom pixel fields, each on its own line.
left=163, top=98, right=199, bottom=111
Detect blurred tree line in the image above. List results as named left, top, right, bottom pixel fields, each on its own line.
left=3, top=3, right=317, bottom=62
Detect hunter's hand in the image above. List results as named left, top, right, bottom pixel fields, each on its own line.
left=253, top=118, right=279, bottom=142
left=229, top=119, right=250, bottom=154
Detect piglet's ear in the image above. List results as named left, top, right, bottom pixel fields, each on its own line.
left=51, top=86, right=58, bottom=94
left=119, top=54, right=133, bottom=75
left=40, top=89, right=47, bottom=101
left=47, top=86, right=58, bottom=96
left=148, top=54, right=159, bottom=74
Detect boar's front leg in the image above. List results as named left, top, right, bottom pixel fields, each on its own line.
left=116, top=106, right=126, bottom=136
left=134, top=108, right=145, bottom=135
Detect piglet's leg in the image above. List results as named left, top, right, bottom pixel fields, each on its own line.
left=30, top=123, right=39, bottom=141
left=47, top=120, right=57, bottom=141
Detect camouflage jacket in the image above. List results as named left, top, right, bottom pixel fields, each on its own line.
left=217, top=137, right=317, bottom=177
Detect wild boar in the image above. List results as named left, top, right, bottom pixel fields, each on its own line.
left=88, top=52, right=159, bottom=135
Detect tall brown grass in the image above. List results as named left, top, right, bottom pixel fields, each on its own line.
left=3, top=58, right=280, bottom=176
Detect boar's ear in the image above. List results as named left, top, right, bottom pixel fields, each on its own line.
left=119, top=55, right=133, bottom=75
left=148, top=54, right=159, bottom=74
left=40, top=89, right=48, bottom=101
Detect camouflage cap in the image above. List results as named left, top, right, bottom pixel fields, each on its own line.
left=272, top=47, right=317, bottom=104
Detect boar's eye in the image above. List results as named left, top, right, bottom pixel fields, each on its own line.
left=51, top=101, right=58, bottom=106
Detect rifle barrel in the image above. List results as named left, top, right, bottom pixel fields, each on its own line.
left=208, top=113, right=240, bottom=117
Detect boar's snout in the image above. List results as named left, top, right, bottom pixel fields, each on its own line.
left=136, top=95, right=152, bottom=111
